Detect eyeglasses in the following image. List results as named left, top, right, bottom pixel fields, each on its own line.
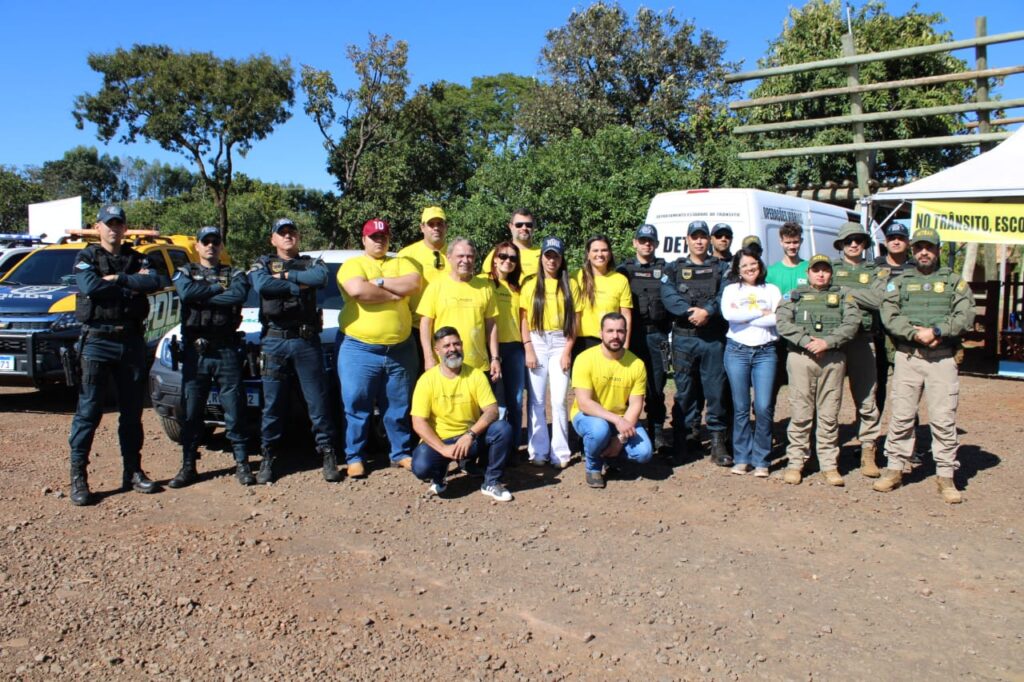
left=843, top=236, right=868, bottom=246
left=276, top=227, right=298, bottom=237
left=513, top=222, right=534, bottom=229
left=496, top=253, right=518, bottom=262
left=432, top=250, right=444, bottom=270
left=200, top=238, right=222, bottom=247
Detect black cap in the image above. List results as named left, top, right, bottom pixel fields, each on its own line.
left=97, top=205, right=126, bottom=224
left=271, top=217, right=296, bottom=234
left=711, top=223, right=733, bottom=237
left=197, top=226, right=221, bottom=242
left=635, top=224, right=658, bottom=241
left=884, top=222, right=910, bottom=239
left=687, top=220, right=710, bottom=237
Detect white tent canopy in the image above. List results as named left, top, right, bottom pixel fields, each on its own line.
left=873, top=127, right=1024, bottom=203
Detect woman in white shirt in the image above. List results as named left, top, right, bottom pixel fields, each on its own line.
left=721, top=248, right=782, bottom=477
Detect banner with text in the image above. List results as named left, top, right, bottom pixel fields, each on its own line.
left=911, top=200, right=1024, bottom=244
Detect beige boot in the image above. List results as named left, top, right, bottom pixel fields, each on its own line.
left=822, top=469, right=845, bottom=487
left=936, top=476, right=962, bottom=504
left=872, top=468, right=902, bottom=492
left=783, top=468, right=802, bottom=485
left=860, top=442, right=881, bottom=478
left=347, top=461, right=366, bottom=478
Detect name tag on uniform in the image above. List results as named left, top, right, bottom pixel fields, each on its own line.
left=907, top=284, right=922, bottom=292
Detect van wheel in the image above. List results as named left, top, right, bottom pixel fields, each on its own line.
left=159, top=416, right=183, bottom=443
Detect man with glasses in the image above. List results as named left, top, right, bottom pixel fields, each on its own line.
left=482, top=209, right=541, bottom=279
left=710, top=223, right=734, bottom=262
left=399, top=206, right=451, bottom=333
left=169, top=226, right=253, bottom=488
left=68, top=205, right=166, bottom=506
left=830, top=222, right=888, bottom=478
left=617, top=224, right=670, bottom=450
left=250, top=218, right=339, bottom=484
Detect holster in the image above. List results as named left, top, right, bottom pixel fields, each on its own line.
left=60, top=342, right=80, bottom=389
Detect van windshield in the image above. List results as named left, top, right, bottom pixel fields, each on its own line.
left=3, top=250, right=78, bottom=286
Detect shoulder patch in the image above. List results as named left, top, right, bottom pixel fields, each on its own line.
left=75, top=261, right=92, bottom=271
left=660, top=274, right=669, bottom=284
left=877, top=268, right=890, bottom=279
left=886, top=281, right=896, bottom=292
left=172, top=270, right=183, bottom=281
left=955, top=279, right=968, bottom=293
left=845, top=294, right=855, bottom=304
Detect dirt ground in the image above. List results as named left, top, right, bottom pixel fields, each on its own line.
left=1, top=373, right=1022, bottom=681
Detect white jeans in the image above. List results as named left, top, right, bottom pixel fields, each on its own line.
left=526, top=330, right=571, bottom=465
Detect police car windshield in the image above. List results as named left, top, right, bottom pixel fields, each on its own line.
left=3, top=250, right=78, bottom=286
left=242, top=263, right=343, bottom=310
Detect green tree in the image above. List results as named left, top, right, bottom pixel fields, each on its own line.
left=120, top=157, right=196, bottom=200
left=73, top=45, right=294, bottom=243
left=0, top=167, right=46, bottom=231
left=519, top=2, right=737, bottom=153
left=746, top=0, right=972, bottom=186
left=34, top=146, right=125, bottom=204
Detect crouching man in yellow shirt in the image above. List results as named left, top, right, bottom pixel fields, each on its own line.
left=411, top=327, right=514, bottom=502
left=571, top=312, right=653, bottom=489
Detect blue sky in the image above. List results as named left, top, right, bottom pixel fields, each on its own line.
left=1, top=0, right=1021, bottom=192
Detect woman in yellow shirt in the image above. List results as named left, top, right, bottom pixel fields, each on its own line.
left=574, top=235, right=633, bottom=360
left=519, top=236, right=582, bottom=468
left=487, top=241, right=526, bottom=452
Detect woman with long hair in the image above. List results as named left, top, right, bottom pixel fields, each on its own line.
left=721, top=247, right=782, bottom=477
left=487, top=241, right=526, bottom=451
left=519, top=236, right=582, bottom=468
left=574, top=235, right=632, bottom=358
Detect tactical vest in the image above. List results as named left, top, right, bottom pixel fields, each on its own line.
left=897, top=268, right=957, bottom=329
left=832, top=259, right=883, bottom=333
left=621, top=258, right=668, bottom=327
left=181, top=263, right=243, bottom=338
left=74, top=244, right=151, bottom=326
left=258, top=255, right=321, bottom=329
left=671, top=257, right=723, bottom=332
left=788, top=285, right=846, bottom=343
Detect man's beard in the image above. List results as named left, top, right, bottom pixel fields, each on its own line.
left=443, top=351, right=464, bottom=370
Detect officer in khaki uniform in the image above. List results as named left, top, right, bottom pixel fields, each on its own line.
left=830, top=222, right=888, bottom=477
left=874, top=227, right=974, bottom=503
left=776, top=255, right=863, bottom=486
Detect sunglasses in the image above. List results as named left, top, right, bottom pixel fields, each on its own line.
left=513, top=221, right=534, bottom=229
left=843, top=236, right=868, bottom=246
left=432, top=250, right=444, bottom=270
left=496, top=253, right=518, bottom=262
left=200, top=238, right=222, bottom=247
left=276, top=227, right=298, bottom=237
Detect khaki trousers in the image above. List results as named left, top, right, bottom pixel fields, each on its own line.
left=785, top=349, right=846, bottom=470
left=884, top=348, right=960, bottom=477
left=845, top=332, right=881, bottom=443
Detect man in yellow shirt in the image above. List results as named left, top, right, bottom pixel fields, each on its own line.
left=411, top=327, right=514, bottom=501
left=398, top=206, right=450, bottom=326
left=417, top=238, right=500, bottom=379
left=482, top=209, right=542, bottom=279
left=571, top=313, right=652, bottom=489
left=337, top=218, right=422, bottom=478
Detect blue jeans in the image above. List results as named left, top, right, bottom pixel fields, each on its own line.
left=412, top=420, right=513, bottom=486
left=571, top=413, right=653, bottom=473
left=260, top=335, right=336, bottom=450
left=493, top=342, right=526, bottom=449
left=339, top=335, right=415, bottom=464
left=182, top=342, right=248, bottom=462
left=629, top=329, right=669, bottom=431
left=723, top=339, right=777, bottom=468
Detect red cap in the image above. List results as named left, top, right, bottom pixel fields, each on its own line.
left=362, top=218, right=390, bottom=238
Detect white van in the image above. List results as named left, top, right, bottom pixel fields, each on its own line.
left=644, top=188, right=860, bottom=264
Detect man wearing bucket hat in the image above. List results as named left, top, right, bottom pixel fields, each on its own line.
left=875, top=227, right=974, bottom=503
left=830, top=221, right=888, bottom=478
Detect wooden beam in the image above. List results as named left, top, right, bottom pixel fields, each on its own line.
left=728, top=66, right=1024, bottom=110
left=726, top=30, right=1024, bottom=83
left=965, top=115, right=1024, bottom=128
left=733, top=98, right=1024, bottom=134
left=736, top=132, right=1011, bottom=160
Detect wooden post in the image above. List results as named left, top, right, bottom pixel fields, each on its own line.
left=842, top=34, right=872, bottom=210
left=961, top=17, right=990, bottom=285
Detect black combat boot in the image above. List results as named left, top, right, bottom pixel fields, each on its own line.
left=235, top=460, right=256, bottom=486
left=70, top=463, right=93, bottom=507
left=122, top=470, right=159, bottom=493
left=709, top=432, right=732, bottom=467
left=167, top=452, right=199, bottom=489
left=319, top=445, right=342, bottom=482
left=256, top=447, right=276, bottom=485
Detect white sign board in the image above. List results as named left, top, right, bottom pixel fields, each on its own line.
left=28, top=196, right=82, bottom=242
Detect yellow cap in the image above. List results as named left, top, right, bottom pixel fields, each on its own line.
left=420, top=206, right=447, bottom=224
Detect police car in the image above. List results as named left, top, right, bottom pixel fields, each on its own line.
left=0, top=234, right=45, bottom=281
left=0, top=230, right=199, bottom=388
left=148, top=249, right=362, bottom=443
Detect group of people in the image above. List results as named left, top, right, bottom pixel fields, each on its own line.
left=66, top=203, right=974, bottom=507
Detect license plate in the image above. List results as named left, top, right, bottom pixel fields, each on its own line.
left=0, top=355, right=14, bottom=371
left=208, top=388, right=261, bottom=407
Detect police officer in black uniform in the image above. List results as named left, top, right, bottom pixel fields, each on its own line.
left=617, top=224, right=670, bottom=449
left=169, top=226, right=254, bottom=488
left=249, top=218, right=340, bottom=484
left=660, top=220, right=731, bottom=465
left=68, top=205, right=166, bottom=506
left=873, top=222, right=916, bottom=414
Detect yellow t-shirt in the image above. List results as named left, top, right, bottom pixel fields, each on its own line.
left=397, top=240, right=450, bottom=322
left=336, top=254, right=416, bottom=345
left=519, top=276, right=583, bottom=333
left=417, top=275, right=498, bottom=371
left=569, top=346, right=647, bottom=421
left=411, top=365, right=497, bottom=440
left=573, top=270, right=634, bottom=338
left=482, top=244, right=541, bottom=280
left=493, top=278, right=521, bottom=343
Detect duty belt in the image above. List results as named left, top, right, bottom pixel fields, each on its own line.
left=895, top=343, right=955, bottom=357
left=185, top=334, right=241, bottom=354
left=83, top=324, right=141, bottom=339
left=264, top=325, right=318, bottom=340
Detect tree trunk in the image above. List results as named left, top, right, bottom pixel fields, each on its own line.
left=217, top=196, right=229, bottom=245
left=961, top=242, right=978, bottom=282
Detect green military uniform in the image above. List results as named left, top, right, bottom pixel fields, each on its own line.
left=879, top=245, right=974, bottom=497
left=776, top=280, right=863, bottom=479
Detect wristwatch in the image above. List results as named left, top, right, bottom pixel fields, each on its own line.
left=374, top=277, right=385, bottom=287
left=932, top=326, right=942, bottom=338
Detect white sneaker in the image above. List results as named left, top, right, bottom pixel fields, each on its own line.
left=731, top=464, right=750, bottom=475
left=480, top=482, right=513, bottom=502
left=753, top=467, right=770, bottom=478
left=427, top=481, right=447, bottom=496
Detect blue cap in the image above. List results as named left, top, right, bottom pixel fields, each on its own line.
left=711, top=223, right=733, bottom=237
left=635, top=224, right=658, bottom=240
left=884, top=222, right=910, bottom=239
left=271, top=217, right=296, bottom=234
left=541, top=236, right=565, bottom=256
left=197, top=226, right=221, bottom=242
left=687, top=220, right=710, bottom=236
left=97, top=205, right=126, bottom=224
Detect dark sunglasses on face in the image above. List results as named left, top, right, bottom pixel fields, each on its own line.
left=513, top=222, right=534, bottom=229
left=201, top=238, right=222, bottom=247
left=496, top=253, right=518, bottom=262
left=433, top=250, right=444, bottom=270
left=844, top=236, right=867, bottom=246
left=277, top=227, right=298, bottom=237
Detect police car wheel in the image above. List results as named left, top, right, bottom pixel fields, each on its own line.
left=159, top=416, right=184, bottom=444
